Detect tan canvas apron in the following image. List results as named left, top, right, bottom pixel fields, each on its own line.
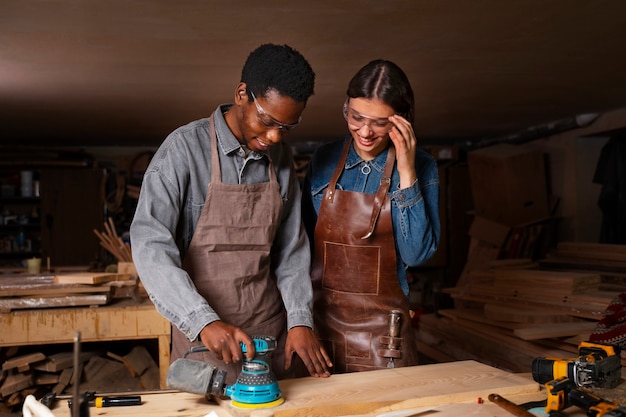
left=311, top=138, right=418, bottom=373
left=171, top=114, right=290, bottom=384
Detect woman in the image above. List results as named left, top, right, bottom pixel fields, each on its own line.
left=302, top=59, right=440, bottom=373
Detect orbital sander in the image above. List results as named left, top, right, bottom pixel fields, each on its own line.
left=166, top=335, right=284, bottom=409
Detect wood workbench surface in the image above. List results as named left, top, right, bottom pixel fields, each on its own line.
left=50, top=360, right=549, bottom=417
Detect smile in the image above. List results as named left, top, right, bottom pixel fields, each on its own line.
left=256, top=138, right=270, bottom=148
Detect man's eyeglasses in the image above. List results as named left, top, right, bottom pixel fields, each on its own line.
left=343, top=101, right=395, bottom=135
left=250, top=91, right=301, bottom=132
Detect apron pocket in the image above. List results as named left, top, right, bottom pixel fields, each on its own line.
left=322, top=241, right=380, bottom=294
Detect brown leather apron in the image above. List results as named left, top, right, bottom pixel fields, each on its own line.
left=171, top=114, right=290, bottom=384
left=311, top=138, right=418, bottom=373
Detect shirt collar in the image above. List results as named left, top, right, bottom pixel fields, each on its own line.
left=213, top=104, right=267, bottom=161
left=212, top=104, right=241, bottom=155
left=344, top=137, right=390, bottom=172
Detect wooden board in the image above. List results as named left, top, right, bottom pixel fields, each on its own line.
left=0, top=283, right=112, bottom=297
left=493, top=269, right=601, bottom=294
left=512, top=321, right=597, bottom=340
left=228, top=360, right=538, bottom=417
left=54, top=272, right=131, bottom=284
left=50, top=361, right=540, bottom=417
left=483, top=303, right=579, bottom=324
left=0, top=294, right=110, bottom=312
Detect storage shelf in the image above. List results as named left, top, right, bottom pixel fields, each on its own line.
left=0, top=224, right=41, bottom=231
left=0, top=197, right=40, bottom=204
left=0, top=252, right=41, bottom=260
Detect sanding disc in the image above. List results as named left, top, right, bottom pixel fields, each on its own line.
left=231, top=397, right=284, bottom=409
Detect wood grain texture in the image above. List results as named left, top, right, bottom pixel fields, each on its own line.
left=49, top=361, right=540, bottom=417
left=54, top=272, right=131, bottom=284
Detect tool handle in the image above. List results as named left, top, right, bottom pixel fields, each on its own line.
left=488, top=393, right=536, bottom=417
left=94, top=396, right=142, bottom=407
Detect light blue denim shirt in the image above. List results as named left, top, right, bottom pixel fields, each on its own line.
left=130, top=105, right=313, bottom=342
left=302, top=136, right=440, bottom=297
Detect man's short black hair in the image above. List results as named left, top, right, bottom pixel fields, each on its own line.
left=241, top=43, right=315, bottom=103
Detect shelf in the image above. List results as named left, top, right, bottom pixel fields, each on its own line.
left=0, top=197, right=40, bottom=204
left=0, top=224, right=41, bottom=231
left=0, top=252, right=40, bottom=260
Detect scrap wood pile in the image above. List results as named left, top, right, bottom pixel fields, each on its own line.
left=93, top=217, right=133, bottom=263
left=0, top=345, right=159, bottom=412
left=0, top=271, right=142, bottom=313
left=416, top=242, right=626, bottom=374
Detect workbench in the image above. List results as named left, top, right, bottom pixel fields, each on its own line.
left=49, top=360, right=551, bottom=417
left=0, top=299, right=171, bottom=388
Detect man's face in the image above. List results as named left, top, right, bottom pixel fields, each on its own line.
left=229, top=84, right=306, bottom=153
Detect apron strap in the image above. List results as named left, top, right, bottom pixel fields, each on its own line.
left=209, top=113, right=277, bottom=184
left=361, top=145, right=396, bottom=239
left=326, top=137, right=353, bottom=203
left=209, top=114, right=222, bottom=184
left=326, top=137, right=396, bottom=239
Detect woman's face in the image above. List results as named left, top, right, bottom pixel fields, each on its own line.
left=344, top=97, right=396, bottom=161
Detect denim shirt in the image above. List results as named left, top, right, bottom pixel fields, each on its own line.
left=302, top=137, right=440, bottom=297
left=130, top=105, right=314, bottom=342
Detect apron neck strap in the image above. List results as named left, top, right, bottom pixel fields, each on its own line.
left=362, top=144, right=395, bottom=239
left=209, top=113, right=278, bottom=184
left=326, top=137, right=397, bottom=239
left=209, top=114, right=221, bottom=183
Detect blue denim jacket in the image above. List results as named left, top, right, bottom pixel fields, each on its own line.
left=302, top=137, right=440, bottom=297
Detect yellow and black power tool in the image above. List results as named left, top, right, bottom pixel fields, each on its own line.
left=544, top=376, right=626, bottom=416
left=532, top=341, right=622, bottom=389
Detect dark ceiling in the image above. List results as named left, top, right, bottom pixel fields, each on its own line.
left=2, top=1, right=626, bottom=150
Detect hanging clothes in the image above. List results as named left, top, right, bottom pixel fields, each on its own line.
left=593, top=135, right=626, bottom=244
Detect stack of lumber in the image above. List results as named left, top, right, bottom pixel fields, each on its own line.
left=417, top=242, right=626, bottom=374
left=0, top=345, right=159, bottom=412
left=0, top=272, right=141, bottom=312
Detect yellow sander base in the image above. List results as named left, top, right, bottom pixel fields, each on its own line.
left=231, top=397, right=285, bottom=409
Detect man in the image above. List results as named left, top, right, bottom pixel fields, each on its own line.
left=130, top=43, right=332, bottom=383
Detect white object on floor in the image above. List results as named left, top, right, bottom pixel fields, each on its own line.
left=22, top=395, right=57, bottom=417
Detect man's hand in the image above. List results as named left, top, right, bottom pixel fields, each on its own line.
left=284, top=326, right=332, bottom=378
left=199, top=321, right=254, bottom=364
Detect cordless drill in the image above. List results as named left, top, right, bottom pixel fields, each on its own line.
left=532, top=341, right=621, bottom=389
left=546, top=377, right=626, bottom=416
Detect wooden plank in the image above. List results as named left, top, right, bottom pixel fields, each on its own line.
left=0, top=372, right=33, bottom=397
left=47, top=361, right=539, bottom=417
left=555, top=242, right=626, bottom=262
left=54, top=272, right=131, bottom=284
left=438, top=308, right=533, bottom=331
left=0, top=283, right=112, bottom=297
left=417, top=313, right=573, bottom=373
left=483, top=304, right=580, bottom=324
left=32, top=352, right=93, bottom=372
left=34, top=372, right=60, bottom=385
left=123, top=345, right=156, bottom=377
left=248, top=361, right=539, bottom=417
left=513, top=321, right=598, bottom=340
left=493, top=269, right=601, bottom=294
left=2, top=352, right=46, bottom=371
left=451, top=286, right=611, bottom=320
left=0, top=294, right=110, bottom=311
left=557, top=242, right=626, bottom=255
